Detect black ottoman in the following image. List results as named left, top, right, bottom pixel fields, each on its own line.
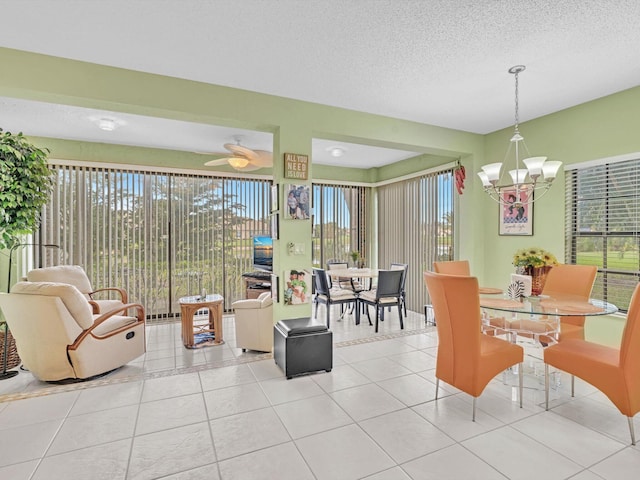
left=274, top=317, right=333, bottom=379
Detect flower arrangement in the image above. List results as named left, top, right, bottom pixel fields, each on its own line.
left=512, top=247, right=558, bottom=269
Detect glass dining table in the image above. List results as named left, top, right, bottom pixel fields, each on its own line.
left=480, top=293, right=618, bottom=397
left=479, top=293, right=618, bottom=344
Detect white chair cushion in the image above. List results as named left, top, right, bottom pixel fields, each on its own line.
left=359, top=289, right=399, bottom=304
left=233, top=295, right=274, bottom=310
left=92, top=315, right=139, bottom=336
left=27, top=265, right=93, bottom=295
left=11, top=281, right=94, bottom=329
left=322, top=288, right=356, bottom=300
left=359, top=290, right=377, bottom=302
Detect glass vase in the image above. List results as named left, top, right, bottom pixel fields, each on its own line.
left=525, top=265, right=552, bottom=296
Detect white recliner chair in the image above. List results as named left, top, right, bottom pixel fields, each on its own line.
left=232, top=292, right=274, bottom=352
left=26, top=265, right=128, bottom=314
left=0, top=281, right=145, bottom=381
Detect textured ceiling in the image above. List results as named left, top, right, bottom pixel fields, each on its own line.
left=0, top=0, right=639, bottom=167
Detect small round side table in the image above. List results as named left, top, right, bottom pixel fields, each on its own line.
left=179, top=294, right=224, bottom=348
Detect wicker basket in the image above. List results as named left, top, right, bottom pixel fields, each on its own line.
left=0, top=326, right=21, bottom=371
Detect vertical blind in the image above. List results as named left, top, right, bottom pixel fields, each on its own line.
left=565, top=158, right=640, bottom=312
left=311, top=184, right=369, bottom=267
left=377, top=168, right=455, bottom=313
left=38, top=164, right=271, bottom=319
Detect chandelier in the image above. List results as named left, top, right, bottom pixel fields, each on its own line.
left=477, top=65, right=562, bottom=206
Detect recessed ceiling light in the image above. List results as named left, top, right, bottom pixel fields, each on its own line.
left=327, top=146, right=346, bottom=157
left=89, top=115, right=124, bottom=132
left=98, top=118, right=117, bottom=131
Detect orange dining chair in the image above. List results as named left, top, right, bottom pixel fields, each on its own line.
left=433, top=260, right=507, bottom=333
left=544, top=281, right=640, bottom=445
left=423, top=271, right=524, bottom=421
left=432, top=260, right=470, bottom=276
left=542, top=264, right=598, bottom=341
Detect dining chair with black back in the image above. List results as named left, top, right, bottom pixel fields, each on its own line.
left=312, top=267, right=358, bottom=328
left=358, top=269, right=404, bottom=333
left=544, top=281, right=640, bottom=445
left=423, top=271, right=524, bottom=421
left=390, top=262, right=408, bottom=317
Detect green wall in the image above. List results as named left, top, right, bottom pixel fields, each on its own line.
left=2, top=46, right=639, bottom=318
left=479, top=85, right=640, bottom=289
left=0, top=46, right=482, bottom=320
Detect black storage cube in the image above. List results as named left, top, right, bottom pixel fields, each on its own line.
left=274, top=317, right=333, bottom=379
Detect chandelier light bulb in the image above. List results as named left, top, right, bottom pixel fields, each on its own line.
left=477, top=65, right=562, bottom=206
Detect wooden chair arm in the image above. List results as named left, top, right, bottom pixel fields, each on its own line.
left=69, top=303, right=145, bottom=350
left=89, top=287, right=129, bottom=304
left=88, top=300, right=100, bottom=315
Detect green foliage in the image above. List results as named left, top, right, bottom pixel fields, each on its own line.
left=0, top=129, right=52, bottom=250
left=512, top=246, right=558, bottom=268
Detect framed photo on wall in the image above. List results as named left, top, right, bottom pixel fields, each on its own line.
left=270, top=184, right=279, bottom=212
left=285, top=184, right=310, bottom=220
left=270, top=212, right=279, bottom=240
left=499, top=187, right=533, bottom=236
left=283, top=269, right=311, bottom=305
left=270, top=274, right=279, bottom=302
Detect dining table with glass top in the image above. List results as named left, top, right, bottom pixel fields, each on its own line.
left=326, top=268, right=378, bottom=291
left=479, top=293, right=618, bottom=344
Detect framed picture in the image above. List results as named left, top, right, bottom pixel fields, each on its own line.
left=270, top=274, right=279, bottom=302
left=283, top=269, right=311, bottom=305
left=270, top=212, right=279, bottom=240
left=270, top=184, right=279, bottom=212
left=284, top=153, right=309, bottom=180
left=285, top=184, right=310, bottom=220
left=499, top=188, right=533, bottom=236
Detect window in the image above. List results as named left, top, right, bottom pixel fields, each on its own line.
left=566, top=158, right=640, bottom=312
left=377, top=168, right=455, bottom=312
left=311, top=184, right=369, bottom=267
left=37, top=163, right=271, bottom=319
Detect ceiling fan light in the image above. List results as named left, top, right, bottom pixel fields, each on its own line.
left=228, top=157, right=249, bottom=169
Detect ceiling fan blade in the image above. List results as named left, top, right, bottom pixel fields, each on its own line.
left=236, top=163, right=263, bottom=172
left=204, top=157, right=230, bottom=167
left=224, top=143, right=255, bottom=157
left=249, top=150, right=273, bottom=167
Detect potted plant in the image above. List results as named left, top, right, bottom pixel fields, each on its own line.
left=349, top=250, right=360, bottom=268
left=0, top=128, right=52, bottom=251
left=0, top=128, right=52, bottom=377
left=512, top=247, right=558, bottom=295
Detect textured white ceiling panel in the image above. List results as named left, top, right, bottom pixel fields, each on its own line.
left=0, top=0, right=639, bottom=165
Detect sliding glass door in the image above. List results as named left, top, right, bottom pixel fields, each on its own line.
left=38, top=164, right=271, bottom=319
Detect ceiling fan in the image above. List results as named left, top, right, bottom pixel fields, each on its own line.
left=202, top=136, right=272, bottom=172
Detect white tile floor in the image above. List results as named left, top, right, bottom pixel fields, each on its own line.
left=0, top=306, right=638, bottom=479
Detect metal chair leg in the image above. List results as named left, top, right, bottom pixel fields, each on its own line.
left=545, top=364, right=550, bottom=411
left=628, top=417, right=636, bottom=446
left=519, top=362, right=524, bottom=408
left=435, top=378, right=439, bottom=400
left=571, top=375, right=575, bottom=397
left=326, top=304, right=330, bottom=329
left=472, top=397, right=476, bottom=422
